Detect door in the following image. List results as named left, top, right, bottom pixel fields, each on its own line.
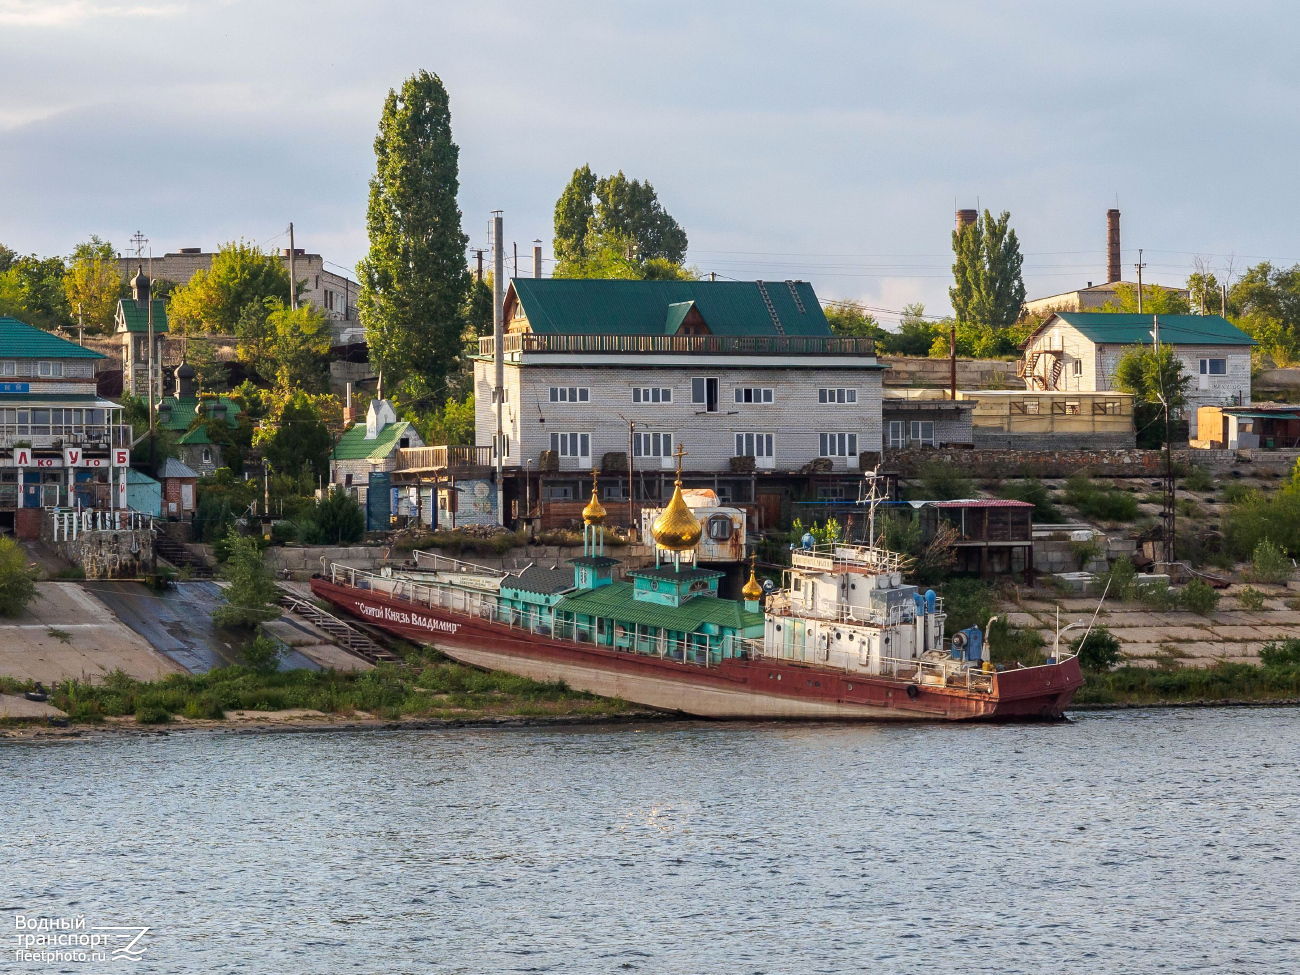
left=181, top=483, right=194, bottom=511
left=692, top=377, right=719, bottom=413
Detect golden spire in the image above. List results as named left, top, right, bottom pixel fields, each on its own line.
left=741, top=555, right=762, bottom=602
left=582, top=468, right=607, bottom=526
left=651, top=443, right=701, bottom=551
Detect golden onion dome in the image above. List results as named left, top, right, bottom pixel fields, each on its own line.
left=741, top=566, right=763, bottom=602
left=652, top=480, right=701, bottom=551
left=582, top=484, right=607, bottom=526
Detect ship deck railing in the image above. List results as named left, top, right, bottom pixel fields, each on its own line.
left=324, top=561, right=750, bottom=669
left=754, top=638, right=996, bottom=692
left=765, top=591, right=942, bottom=628
left=791, top=543, right=909, bottom=576
left=410, top=549, right=510, bottom=579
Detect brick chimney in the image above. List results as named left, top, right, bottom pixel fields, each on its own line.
left=955, top=209, right=978, bottom=234
left=1107, top=209, right=1121, bottom=283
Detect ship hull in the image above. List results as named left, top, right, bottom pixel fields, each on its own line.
left=311, top=578, right=1083, bottom=722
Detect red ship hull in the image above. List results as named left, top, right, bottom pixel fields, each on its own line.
left=311, top=577, right=1083, bottom=721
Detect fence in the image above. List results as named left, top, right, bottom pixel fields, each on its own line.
left=479, top=333, right=877, bottom=358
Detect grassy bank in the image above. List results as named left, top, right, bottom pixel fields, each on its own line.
left=1073, top=661, right=1300, bottom=707
left=0, top=648, right=637, bottom=725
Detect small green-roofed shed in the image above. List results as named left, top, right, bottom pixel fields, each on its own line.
left=0, top=317, right=107, bottom=358
left=555, top=581, right=764, bottom=636
left=331, top=420, right=415, bottom=461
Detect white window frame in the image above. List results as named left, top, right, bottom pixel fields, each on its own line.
left=819, top=433, right=858, bottom=458
left=550, top=431, right=590, bottom=464
left=734, top=432, right=775, bottom=469
left=887, top=420, right=905, bottom=449
left=632, top=387, right=672, bottom=404
left=37, top=361, right=63, bottom=378
left=1199, top=358, right=1226, bottom=376
left=0, top=361, right=15, bottom=377
left=817, top=388, right=857, bottom=404
left=734, top=387, right=774, bottom=405
left=490, top=434, right=511, bottom=460
left=633, top=431, right=675, bottom=469
left=691, top=377, right=719, bottom=413
left=1072, top=359, right=1083, bottom=377
left=548, top=386, right=589, bottom=403
left=909, top=421, right=935, bottom=446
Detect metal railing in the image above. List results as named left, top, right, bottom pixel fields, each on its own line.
left=790, top=542, right=910, bottom=577
left=410, top=549, right=509, bottom=578
left=0, top=424, right=133, bottom=449
left=478, top=333, right=877, bottom=358
left=48, top=507, right=153, bottom=542
left=396, top=445, right=492, bottom=470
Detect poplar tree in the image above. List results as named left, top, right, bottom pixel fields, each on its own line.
left=950, top=209, right=1025, bottom=330
left=357, top=71, right=470, bottom=401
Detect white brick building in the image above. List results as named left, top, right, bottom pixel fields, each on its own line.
left=1020, top=313, right=1254, bottom=438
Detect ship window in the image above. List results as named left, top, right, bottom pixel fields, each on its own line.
left=707, top=516, right=732, bottom=540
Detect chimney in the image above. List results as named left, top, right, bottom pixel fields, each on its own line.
left=1107, top=208, right=1121, bottom=283
left=344, top=381, right=355, bottom=426
left=533, top=240, right=543, bottom=278
left=955, top=209, right=978, bottom=234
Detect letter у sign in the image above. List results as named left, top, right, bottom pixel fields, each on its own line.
left=63, top=448, right=111, bottom=469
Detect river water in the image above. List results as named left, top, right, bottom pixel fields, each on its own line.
left=4, top=708, right=1298, bottom=974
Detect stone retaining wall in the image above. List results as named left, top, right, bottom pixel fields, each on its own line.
left=888, top=447, right=1300, bottom=479
left=880, top=356, right=1019, bottom=389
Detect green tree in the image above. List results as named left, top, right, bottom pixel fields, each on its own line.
left=1095, top=283, right=1191, bottom=315
left=552, top=166, right=689, bottom=276
left=263, top=392, right=333, bottom=480
left=411, top=393, right=475, bottom=446
left=1231, top=262, right=1300, bottom=365
left=0, top=243, right=15, bottom=274
left=0, top=535, right=37, bottom=617
left=464, top=275, right=493, bottom=337
left=167, top=240, right=292, bottom=335
left=237, top=301, right=331, bottom=391
left=823, top=301, right=887, bottom=343
left=212, top=530, right=280, bottom=628
left=305, top=487, right=366, bottom=545
left=69, top=235, right=116, bottom=263
left=0, top=254, right=70, bottom=330
left=890, top=304, right=942, bottom=357
left=950, top=209, right=1025, bottom=332
left=357, top=70, right=471, bottom=403
left=1113, top=344, right=1192, bottom=447
left=1069, top=625, right=1122, bottom=672
left=62, top=243, right=123, bottom=333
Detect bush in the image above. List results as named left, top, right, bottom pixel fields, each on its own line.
left=1136, top=579, right=1180, bottom=610
left=1238, top=586, right=1266, bottom=611
left=998, top=477, right=1061, bottom=523
left=1180, top=578, right=1220, bottom=617
left=0, top=536, right=37, bottom=617
left=1248, top=538, right=1292, bottom=584
left=241, top=635, right=284, bottom=675
left=1260, top=638, right=1300, bottom=667
left=914, top=460, right=975, bottom=501
left=213, top=530, right=280, bottom=628
left=1063, top=474, right=1139, bottom=522
left=1069, top=625, right=1122, bottom=672
left=1183, top=466, right=1215, bottom=492
left=134, top=704, right=171, bottom=724
left=1222, top=481, right=1257, bottom=504
left=1068, top=538, right=1104, bottom=570
left=1103, top=556, right=1138, bottom=601
left=270, top=520, right=300, bottom=546
left=303, top=487, right=365, bottom=545
left=939, top=578, right=995, bottom=633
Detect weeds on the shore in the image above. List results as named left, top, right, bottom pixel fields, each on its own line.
left=3, top=648, right=633, bottom=725
left=1075, top=661, right=1300, bottom=705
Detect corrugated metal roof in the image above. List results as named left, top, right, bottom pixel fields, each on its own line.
left=1048, top=313, right=1255, bottom=347
left=909, top=499, right=1034, bottom=508
left=503, top=565, right=575, bottom=596
left=116, top=299, right=170, bottom=334
left=555, top=581, right=763, bottom=633
left=0, top=318, right=107, bottom=359
left=511, top=279, right=830, bottom=337
left=157, top=457, right=199, bottom=478
left=158, top=395, right=241, bottom=432
left=331, top=421, right=412, bottom=461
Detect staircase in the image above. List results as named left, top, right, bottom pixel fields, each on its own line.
left=154, top=533, right=214, bottom=578
left=1048, top=357, right=1064, bottom=390
left=276, top=588, right=401, bottom=664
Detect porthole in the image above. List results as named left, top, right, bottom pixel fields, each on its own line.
left=850, top=583, right=856, bottom=590
left=835, top=632, right=842, bottom=640
left=775, top=624, right=782, bottom=632
left=777, top=674, right=781, bottom=681
left=846, top=683, right=853, bottom=690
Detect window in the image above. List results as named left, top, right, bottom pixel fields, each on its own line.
left=734, top=432, right=774, bottom=466
left=549, top=386, right=589, bottom=403
left=691, top=377, right=719, bottom=412
left=36, top=361, right=63, bottom=378
left=0, top=361, right=14, bottom=376
left=633, top=387, right=672, bottom=404
left=550, top=432, right=590, bottom=460
left=707, top=516, right=733, bottom=541
left=734, top=387, right=773, bottom=404
left=1200, top=358, right=1227, bottom=375
left=819, top=433, right=858, bottom=457
left=1072, top=359, right=1083, bottom=377
left=490, top=435, right=510, bottom=460
left=201, top=448, right=212, bottom=464
left=887, top=421, right=905, bottom=449
left=545, top=485, right=574, bottom=501
left=909, top=421, right=935, bottom=446
left=633, top=432, right=673, bottom=458
left=817, top=485, right=847, bottom=500
left=1025, top=400, right=1040, bottom=414
left=817, top=388, right=857, bottom=404
left=491, top=387, right=510, bottom=404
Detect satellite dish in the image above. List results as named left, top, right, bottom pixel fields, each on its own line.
left=761, top=578, right=775, bottom=593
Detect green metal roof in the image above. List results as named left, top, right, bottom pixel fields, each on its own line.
left=511, top=279, right=831, bottom=337
left=1050, top=313, right=1255, bottom=347
left=157, top=395, right=241, bottom=433
left=116, top=299, right=170, bottom=334
left=0, top=318, right=107, bottom=359
left=555, top=581, right=763, bottom=634
left=176, top=425, right=213, bottom=444
left=331, top=421, right=413, bottom=461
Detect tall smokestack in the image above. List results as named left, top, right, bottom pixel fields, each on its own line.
left=533, top=240, right=543, bottom=278
left=1107, top=208, right=1121, bottom=283
left=955, top=209, right=978, bottom=234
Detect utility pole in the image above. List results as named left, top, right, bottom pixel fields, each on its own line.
left=1221, top=283, right=1228, bottom=318
left=492, top=211, right=505, bottom=526
left=1135, top=249, right=1146, bottom=314
left=475, top=249, right=484, bottom=282
left=948, top=324, right=957, bottom=400
left=626, top=419, right=636, bottom=534
left=513, top=241, right=518, bottom=282
left=289, top=223, right=298, bottom=310
left=76, top=303, right=84, bottom=346
left=1151, top=314, right=1175, bottom=566
left=147, top=249, right=155, bottom=471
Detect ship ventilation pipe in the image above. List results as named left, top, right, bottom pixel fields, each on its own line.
left=924, top=589, right=936, bottom=613
left=982, top=616, right=998, bottom=664
left=913, top=593, right=925, bottom=617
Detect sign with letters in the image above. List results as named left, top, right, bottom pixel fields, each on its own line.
left=0, top=382, right=29, bottom=393
left=113, top=448, right=129, bottom=467
left=11, top=448, right=57, bottom=468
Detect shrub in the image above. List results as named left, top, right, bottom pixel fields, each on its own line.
left=1180, top=578, right=1220, bottom=617
left=1068, top=538, right=1104, bottom=570
left=0, top=536, right=37, bottom=617
left=999, top=477, right=1061, bottom=522
left=1222, top=482, right=1257, bottom=504
left=241, top=635, right=284, bottom=675
left=1063, top=474, right=1139, bottom=522
left=1248, top=538, right=1292, bottom=584
left=1102, top=556, right=1137, bottom=600
left=213, top=530, right=280, bottom=628
left=939, top=578, right=995, bottom=633
left=1238, top=586, right=1266, bottom=611
left=915, top=460, right=975, bottom=501
left=1183, top=466, right=1215, bottom=492
left=1136, top=579, right=1180, bottom=610
left=1069, top=625, right=1122, bottom=672
left=303, top=487, right=365, bottom=545
left=270, top=520, right=300, bottom=546
left=1260, top=638, right=1300, bottom=667
left=134, top=704, right=171, bottom=724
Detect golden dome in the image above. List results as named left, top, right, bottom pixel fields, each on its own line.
left=651, top=480, right=701, bottom=551
left=582, top=482, right=607, bottom=526
left=741, top=565, right=763, bottom=602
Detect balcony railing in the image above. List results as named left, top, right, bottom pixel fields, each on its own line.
left=478, top=333, right=877, bottom=358
left=396, top=445, right=493, bottom=470
left=0, top=424, right=133, bottom=449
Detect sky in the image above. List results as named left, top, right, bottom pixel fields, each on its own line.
left=2, top=0, right=1299, bottom=324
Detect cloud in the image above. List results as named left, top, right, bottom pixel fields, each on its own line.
left=0, top=1, right=182, bottom=27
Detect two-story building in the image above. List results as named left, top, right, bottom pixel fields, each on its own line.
left=115, top=266, right=169, bottom=400
left=1019, top=312, right=1254, bottom=437
left=472, top=279, right=884, bottom=529
left=0, top=317, right=132, bottom=537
